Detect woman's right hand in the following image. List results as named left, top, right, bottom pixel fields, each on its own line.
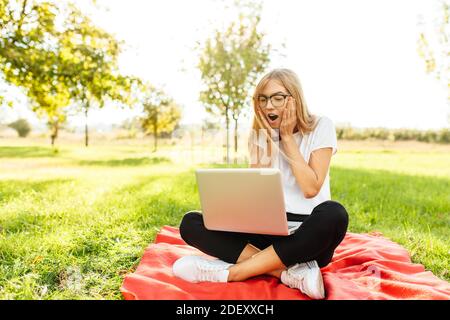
left=252, top=104, right=277, bottom=167
left=253, top=104, right=276, bottom=137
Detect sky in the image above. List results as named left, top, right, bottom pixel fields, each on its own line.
left=2, top=0, right=449, bottom=131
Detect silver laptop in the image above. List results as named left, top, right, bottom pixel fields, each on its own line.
left=195, top=168, right=302, bottom=236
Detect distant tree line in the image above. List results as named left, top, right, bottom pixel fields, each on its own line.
left=336, top=126, right=450, bottom=144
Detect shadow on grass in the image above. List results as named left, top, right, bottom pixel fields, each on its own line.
left=0, top=146, right=61, bottom=158
left=65, top=170, right=197, bottom=272
left=78, top=156, right=171, bottom=167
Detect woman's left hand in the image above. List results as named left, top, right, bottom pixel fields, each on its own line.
left=280, top=97, right=297, bottom=138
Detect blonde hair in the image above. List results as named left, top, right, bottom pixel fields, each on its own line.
left=248, top=68, right=317, bottom=166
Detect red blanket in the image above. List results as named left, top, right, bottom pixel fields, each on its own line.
left=120, top=226, right=450, bottom=300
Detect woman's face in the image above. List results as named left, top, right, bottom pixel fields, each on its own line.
left=257, top=80, right=290, bottom=129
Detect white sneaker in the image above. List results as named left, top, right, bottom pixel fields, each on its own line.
left=172, top=255, right=233, bottom=283
left=281, top=260, right=325, bottom=299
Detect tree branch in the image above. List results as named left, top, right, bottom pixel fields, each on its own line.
left=17, top=0, right=29, bottom=34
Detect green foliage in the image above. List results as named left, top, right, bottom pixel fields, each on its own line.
left=198, top=1, right=271, bottom=162
left=336, top=126, right=450, bottom=144
left=8, top=118, right=31, bottom=137
left=139, top=84, right=182, bottom=151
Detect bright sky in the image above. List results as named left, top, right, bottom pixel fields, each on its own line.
left=4, top=0, right=449, bottom=130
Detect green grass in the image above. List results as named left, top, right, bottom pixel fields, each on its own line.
left=0, top=141, right=449, bottom=299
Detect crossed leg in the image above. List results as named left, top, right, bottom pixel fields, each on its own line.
left=230, top=243, right=286, bottom=281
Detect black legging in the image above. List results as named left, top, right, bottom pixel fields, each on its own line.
left=179, top=200, right=349, bottom=268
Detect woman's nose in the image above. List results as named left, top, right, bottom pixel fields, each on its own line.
left=265, top=100, right=275, bottom=110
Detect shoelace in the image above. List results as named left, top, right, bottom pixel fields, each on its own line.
left=286, top=264, right=310, bottom=292
left=287, top=272, right=306, bottom=293
left=196, top=260, right=227, bottom=282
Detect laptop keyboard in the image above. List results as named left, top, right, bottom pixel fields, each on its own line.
left=288, top=222, right=302, bottom=230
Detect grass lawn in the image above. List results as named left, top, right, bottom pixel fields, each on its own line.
left=0, top=138, right=449, bottom=299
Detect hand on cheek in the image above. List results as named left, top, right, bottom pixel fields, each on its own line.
left=280, top=97, right=297, bottom=138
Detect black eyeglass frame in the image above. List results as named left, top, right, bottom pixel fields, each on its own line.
left=255, top=93, right=292, bottom=109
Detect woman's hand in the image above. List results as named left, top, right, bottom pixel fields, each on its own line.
left=280, top=97, right=297, bottom=138
left=252, top=104, right=276, bottom=166
left=254, top=104, right=276, bottom=137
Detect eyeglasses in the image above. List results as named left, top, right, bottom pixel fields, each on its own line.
left=256, top=93, right=291, bottom=109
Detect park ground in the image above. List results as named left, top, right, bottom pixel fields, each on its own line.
left=0, top=137, right=449, bottom=299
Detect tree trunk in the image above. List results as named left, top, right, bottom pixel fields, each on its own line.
left=234, top=117, right=238, bottom=164
left=51, top=135, right=55, bottom=146
left=84, top=107, right=89, bottom=147
left=153, top=112, right=158, bottom=152
left=50, top=122, right=58, bottom=147
left=153, top=125, right=157, bottom=152
left=201, top=125, right=204, bottom=146
left=225, top=107, right=230, bottom=164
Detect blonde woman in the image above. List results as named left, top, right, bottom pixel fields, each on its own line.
left=173, top=68, right=348, bottom=299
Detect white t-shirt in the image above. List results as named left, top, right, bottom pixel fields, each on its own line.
left=255, top=116, right=338, bottom=215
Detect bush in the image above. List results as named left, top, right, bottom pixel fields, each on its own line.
left=393, top=129, right=418, bottom=141
left=437, top=128, right=450, bottom=143
left=335, top=126, right=450, bottom=144
left=8, top=118, right=31, bottom=137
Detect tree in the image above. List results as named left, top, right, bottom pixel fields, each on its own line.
left=140, top=85, right=182, bottom=152
left=198, top=1, right=270, bottom=164
left=31, top=86, right=70, bottom=146
left=57, top=4, right=135, bottom=147
left=8, top=118, right=31, bottom=137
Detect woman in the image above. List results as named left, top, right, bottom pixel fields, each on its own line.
left=172, top=68, right=349, bottom=299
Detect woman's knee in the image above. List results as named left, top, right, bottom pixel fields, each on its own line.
left=313, top=200, right=349, bottom=229
left=179, top=211, right=203, bottom=243
left=316, top=251, right=334, bottom=268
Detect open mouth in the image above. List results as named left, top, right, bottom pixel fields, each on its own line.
left=267, top=113, right=279, bottom=121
